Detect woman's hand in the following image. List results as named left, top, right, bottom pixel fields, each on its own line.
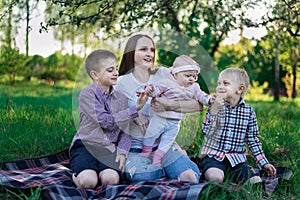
left=152, top=96, right=203, bottom=113
left=151, top=96, right=171, bottom=112
left=263, top=163, right=276, bottom=177
left=115, top=154, right=126, bottom=173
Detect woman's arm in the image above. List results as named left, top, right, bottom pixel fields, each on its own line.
left=151, top=96, right=203, bottom=113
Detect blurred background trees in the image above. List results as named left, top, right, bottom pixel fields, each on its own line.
left=0, top=0, right=299, bottom=100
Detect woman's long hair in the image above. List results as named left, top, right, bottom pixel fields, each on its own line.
left=119, top=34, right=156, bottom=76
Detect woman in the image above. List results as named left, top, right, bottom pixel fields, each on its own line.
left=116, top=34, right=202, bottom=183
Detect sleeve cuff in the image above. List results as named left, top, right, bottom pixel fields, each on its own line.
left=204, top=95, right=212, bottom=106
left=258, top=158, right=269, bottom=169
left=129, top=106, right=139, bottom=118
left=117, top=147, right=129, bottom=157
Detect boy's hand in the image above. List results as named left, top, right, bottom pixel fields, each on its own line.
left=263, top=163, right=276, bottom=177
left=115, top=154, right=126, bottom=173
left=136, top=90, right=152, bottom=111
left=210, top=93, right=226, bottom=115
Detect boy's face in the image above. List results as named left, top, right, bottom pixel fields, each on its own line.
left=92, top=57, right=118, bottom=91
left=173, top=70, right=198, bottom=87
left=216, top=73, right=244, bottom=102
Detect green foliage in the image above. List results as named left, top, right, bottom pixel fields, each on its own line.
left=0, top=48, right=83, bottom=84
left=40, top=52, right=82, bottom=81
left=215, top=36, right=290, bottom=95
left=1, top=0, right=298, bottom=100
left=24, top=54, right=45, bottom=79
left=0, top=46, right=26, bottom=85
left=44, top=0, right=259, bottom=57
left=262, top=0, right=299, bottom=37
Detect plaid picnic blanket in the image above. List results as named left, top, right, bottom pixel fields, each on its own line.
left=0, top=150, right=293, bottom=199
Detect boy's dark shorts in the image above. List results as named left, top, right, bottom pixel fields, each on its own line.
left=201, top=156, right=256, bottom=184
left=69, top=140, right=124, bottom=180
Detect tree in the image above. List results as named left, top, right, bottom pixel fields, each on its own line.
left=0, top=0, right=26, bottom=85
left=14, top=0, right=39, bottom=57
left=42, top=51, right=82, bottom=82
left=280, top=32, right=300, bottom=98
left=215, top=36, right=289, bottom=96
left=0, top=45, right=25, bottom=85
left=44, top=1, right=104, bottom=56
left=24, top=54, right=45, bottom=80
left=1, top=0, right=14, bottom=48
left=43, top=0, right=260, bottom=58
left=258, top=0, right=300, bottom=100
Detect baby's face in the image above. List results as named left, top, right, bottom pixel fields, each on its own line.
left=173, top=70, right=198, bottom=87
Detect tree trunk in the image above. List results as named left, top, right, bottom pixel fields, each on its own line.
left=210, top=33, right=223, bottom=58
left=166, top=3, right=181, bottom=33
left=60, top=29, right=65, bottom=52
left=274, top=37, right=280, bottom=101
left=291, top=37, right=299, bottom=98
left=71, top=28, right=75, bottom=56
left=291, top=65, right=297, bottom=98
left=25, top=0, right=30, bottom=57
left=6, top=0, right=13, bottom=48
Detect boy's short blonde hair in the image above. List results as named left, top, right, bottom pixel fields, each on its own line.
left=220, top=68, right=250, bottom=96
left=85, top=49, right=116, bottom=78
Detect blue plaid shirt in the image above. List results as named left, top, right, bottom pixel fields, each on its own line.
left=201, top=100, right=269, bottom=168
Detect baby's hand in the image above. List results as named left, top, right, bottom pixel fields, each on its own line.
left=144, top=84, right=154, bottom=96
left=209, top=94, right=217, bottom=105
left=263, top=163, right=276, bottom=177
left=136, top=85, right=154, bottom=97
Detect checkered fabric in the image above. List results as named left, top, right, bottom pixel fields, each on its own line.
left=0, top=150, right=207, bottom=199
left=0, top=150, right=293, bottom=199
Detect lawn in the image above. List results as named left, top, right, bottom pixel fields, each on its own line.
left=0, top=83, right=76, bottom=162
left=0, top=83, right=299, bottom=199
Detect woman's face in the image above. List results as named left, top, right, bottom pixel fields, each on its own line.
left=134, top=37, right=155, bottom=70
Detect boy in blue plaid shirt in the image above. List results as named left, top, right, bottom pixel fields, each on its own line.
left=201, top=68, right=276, bottom=184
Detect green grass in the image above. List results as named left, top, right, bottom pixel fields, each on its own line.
left=0, top=83, right=299, bottom=199
left=0, top=84, right=76, bottom=162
